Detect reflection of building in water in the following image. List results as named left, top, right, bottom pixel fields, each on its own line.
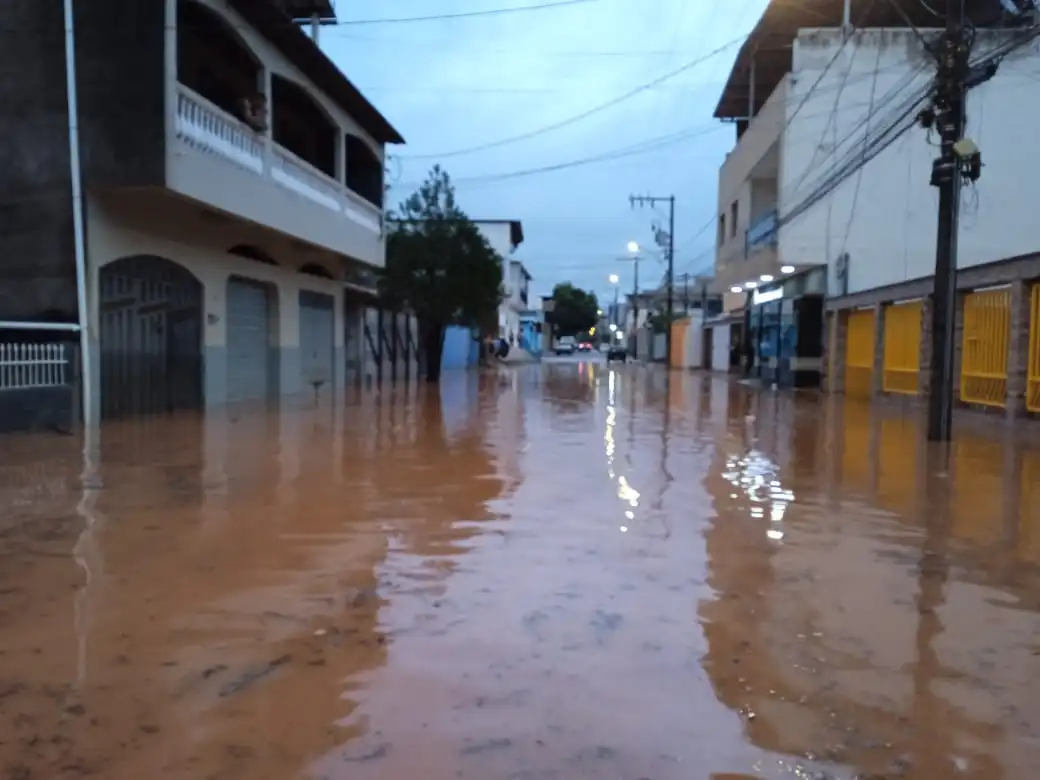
left=698, top=396, right=1040, bottom=778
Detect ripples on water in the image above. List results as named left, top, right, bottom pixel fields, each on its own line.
left=0, top=365, right=1038, bottom=779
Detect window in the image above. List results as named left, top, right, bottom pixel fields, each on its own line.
left=718, top=214, right=726, bottom=247
left=730, top=201, right=738, bottom=238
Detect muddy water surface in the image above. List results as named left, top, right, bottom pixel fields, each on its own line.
left=1, top=365, right=1039, bottom=779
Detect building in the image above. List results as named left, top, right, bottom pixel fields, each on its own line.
left=712, top=0, right=1040, bottom=404
left=472, top=221, right=526, bottom=342
left=0, top=0, right=406, bottom=425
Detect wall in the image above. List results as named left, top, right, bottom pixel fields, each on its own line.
left=0, top=0, right=79, bottom=321
left=473, top=222, right=515, bottom=260
left=781, top=28, right=1040, bottom=295
left=441, top=325, right=475, bottom=371
left=84, top=190, right=346, bottom=415
left=716, top=75, right=788, bottom=273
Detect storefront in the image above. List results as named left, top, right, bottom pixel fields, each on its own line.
left=742, top=267, right=825, bottom=387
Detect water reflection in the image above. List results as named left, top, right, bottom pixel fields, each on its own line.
left=701, top=392, right=1040, bottom=779
left=1, top=370, right=1038, bottom=779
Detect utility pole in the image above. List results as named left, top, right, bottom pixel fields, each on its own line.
left=922, top=0, right=991, bottom=442
left=680, top=273, right=690, bottom=314
left=630, top=194, right=676, bottom=366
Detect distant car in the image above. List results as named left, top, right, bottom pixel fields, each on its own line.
left=577, top=342, right=593, bottom=352
left=606, top=345, right=627, bottom=363
left=555, top=336, right=576, bottom=356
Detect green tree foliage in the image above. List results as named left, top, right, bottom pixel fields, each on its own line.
left=546, top=282, right=599, bottom=337
left=380, top=166, right=503, bottom=381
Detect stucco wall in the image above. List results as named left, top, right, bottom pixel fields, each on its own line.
left=85, top=190, right=346, bottom=412
left=780, top=27, right=1040, bottom=294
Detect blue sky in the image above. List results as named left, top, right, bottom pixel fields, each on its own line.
left=321, top=0, right=768, bottom=305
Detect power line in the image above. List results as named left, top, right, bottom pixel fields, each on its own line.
left=392, top=124, right=726, bottom=188
left=335, top=0, right=599, bottom=25
left=398, top=32, right=749, bottom=160
left=331, top=32, right=712, bottom=57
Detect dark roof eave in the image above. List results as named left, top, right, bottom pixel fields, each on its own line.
left=227, top=0, right=405, bottom=145
left=713, top=0, right=1022, bottom=120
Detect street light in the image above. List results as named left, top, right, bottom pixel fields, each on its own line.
left=609, top=323, right=617, bottom=332
left=608, top=273, right=620, bottom=330
left=626, top=241, right=639, bottom=254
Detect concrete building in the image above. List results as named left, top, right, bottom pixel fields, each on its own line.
left=712, top=0, right=1040, bottom=405
left=0, top=0, right=406, bottom=425
left=472, top=221, right=526, bottom=341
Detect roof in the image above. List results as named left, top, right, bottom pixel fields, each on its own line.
left=472, top=219, right=524, bottom=249
left=227, top=0, right=405, bottom=144
left=715, top=0, right=1025, bottom=119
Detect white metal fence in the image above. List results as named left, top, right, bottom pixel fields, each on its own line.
left=0, top=343, right=71, bottom=390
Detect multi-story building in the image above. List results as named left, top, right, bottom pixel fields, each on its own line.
left=472, top=220, right=526, bottom=341
left=712, top=0, right=1040, bottom=405
left=0, top=0, right=403, bottom=424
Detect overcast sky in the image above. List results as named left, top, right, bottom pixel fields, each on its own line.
left=322, top=0, right=767, bottom=305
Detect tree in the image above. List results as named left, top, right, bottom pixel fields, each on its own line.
left=546, top=282, right=599, bottom=337
left=380, top=166, right=503, bottom=382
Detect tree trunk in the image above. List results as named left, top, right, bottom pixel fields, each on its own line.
left=422, top=321, right=445, bottom=382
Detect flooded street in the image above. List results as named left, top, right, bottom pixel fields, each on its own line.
left=2, top=363, right=1039, bottom=780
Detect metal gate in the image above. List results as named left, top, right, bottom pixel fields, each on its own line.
left=299, top=290, right=334, bottom=395
left=99, top=255, right=203, bottom=419
left=882, top=300, right=922, bottom=395
left=960, top=287, right=1010, bottom=408
left=226, top=278, right=272, bottom=403
left=844, top=309, right=875, bottom=398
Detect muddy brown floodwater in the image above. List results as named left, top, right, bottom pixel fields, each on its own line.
left=1, top=364, right=1039, bottom=780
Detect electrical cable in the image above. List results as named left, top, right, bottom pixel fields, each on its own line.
left=836, top=42, right=885, bottom=268
left=336, top=0, right=599, bottom=25
left=787, top=32, right=863, bottom=197
left=398, top=32, right=750, bottom=160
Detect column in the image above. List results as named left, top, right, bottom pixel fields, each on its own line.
left=828, top=309, right=849, bottom=395
left=918, top=297, right=933, bottom=397
left=871, top=302, right=886, bottom=398
left=1006, top=280, right=1030, bottom=421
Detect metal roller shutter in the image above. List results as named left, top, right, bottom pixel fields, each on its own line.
left=226, top=278, right=271, bottom=402
left=299, top=290, right=335, bottom=394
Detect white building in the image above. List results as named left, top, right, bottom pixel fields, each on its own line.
left=713, top=0, right=1040, bottom=408
left=472, top=220, right=526, bottom=340
left=0, top=0, right=406, bottom=425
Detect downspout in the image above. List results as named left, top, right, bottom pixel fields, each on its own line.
left=63, top=0, right=95, bottom=427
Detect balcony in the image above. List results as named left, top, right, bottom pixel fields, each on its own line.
left=745, top=210, right=778, bottom=257
left=167, top=0, right=388, bottom=267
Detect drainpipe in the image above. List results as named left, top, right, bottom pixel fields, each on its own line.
left=63, top=0, right=95, bottom=428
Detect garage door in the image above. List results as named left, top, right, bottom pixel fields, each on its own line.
left=299, top=290, right=335, bottom=392
left=226, top=278, right=271, bottom=403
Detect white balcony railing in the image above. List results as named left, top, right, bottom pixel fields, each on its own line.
left=174, top=84, right=382, bottom=235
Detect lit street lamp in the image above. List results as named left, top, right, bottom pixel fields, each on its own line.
left=626, top=241, right=639, bottom=254
left=608, top=273, right=620, bottom=329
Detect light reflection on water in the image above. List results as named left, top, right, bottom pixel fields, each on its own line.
left=0, top=368, right=1037, bottom=779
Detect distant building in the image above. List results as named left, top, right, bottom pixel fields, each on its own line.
left=473, top=220, right=526, bottom=341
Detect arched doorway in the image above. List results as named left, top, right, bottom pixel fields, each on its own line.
left=99, top=256, right=204, bottom=419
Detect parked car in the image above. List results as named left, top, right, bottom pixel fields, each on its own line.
left=577, top=342, right=593, bottom=352
left=606, top=345, right=627, bottom=363
left=555, top=336, right=576, bottom=355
